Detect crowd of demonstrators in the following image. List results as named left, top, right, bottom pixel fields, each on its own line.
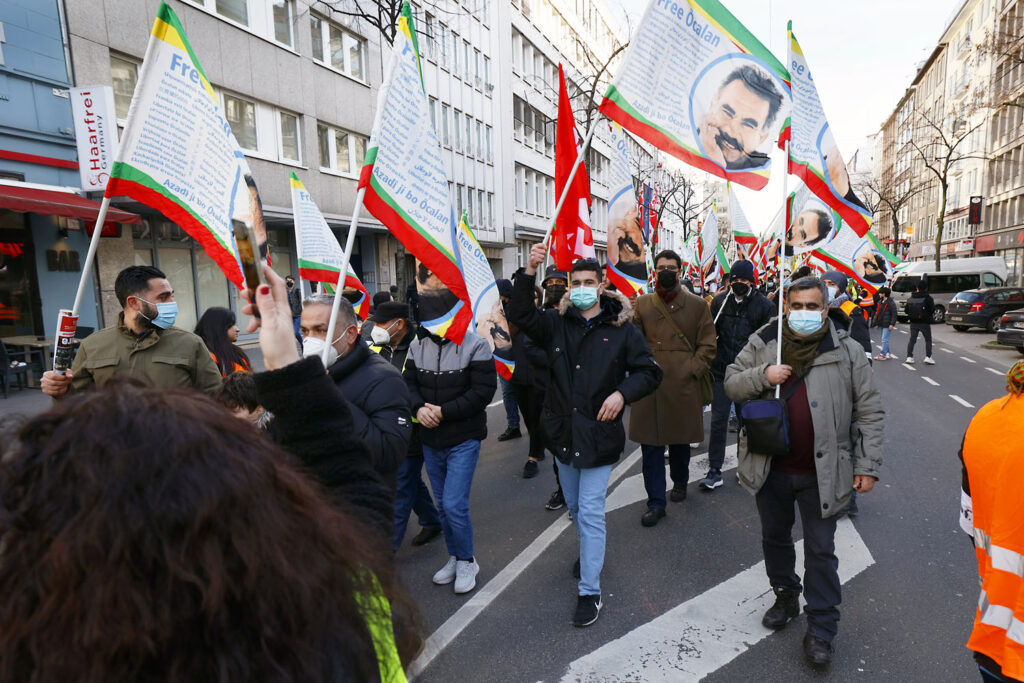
left=285, top=274, right=303, bottom=344
left=404, top=310, right=496, bottom=595
left=361, top=290, right=398, bottom=342
left=629, top=250, right=717, bottom=527
left=0, top=266, right=418, bottom=682
left=40, top=265, right=222, bottom=398
left=821, top=271, right=872, bottom=357
left=369, top=302, right=444, bottom=551
left=725, top=276, right=884, bottom=668
left=300, top=294, right=412, bottom=485
left=495, top=280, right=523, bottom=443
left=708, top=260, right=774, bottom=490
left=872, top=286, right=897, bottom=361
left=903, top=279, right=936, bottom=366
left=509, top=244, right=662, bottom=627
left=960, top=361, right=1024, bottom=683
left=194, top=306, right=252, bottom=376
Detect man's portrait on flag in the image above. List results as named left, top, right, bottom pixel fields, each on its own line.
left=853, top=241, right=892, bottom=285
left=242, top=173, right=269, bottom=260
left=606, top=205, right=648, bottom=281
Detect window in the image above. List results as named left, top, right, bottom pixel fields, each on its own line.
left=220, top=92, right=301, bottom=164
left=424, top=12, right=437, bottom=58
left=216, top=0, right=248, bottom=25
left=191, top=0, right=294, bottom=47
left=317, top=121, right=368, bottom=176
left=225, top=94, right=257, bottom=150
left=110, top=55, right=139, bottom=123
left=311, top=14, right=366, bottom=81
left=279, top=111, right=300, bottom=162
left=271, top=0, right=292, bottom=45
left=485, top=125, right=493, bottom=162
left=453, top=110, right=462, bottom=150
left=465, top=115, right=473, bottom=156
left=441, top=104, right=451, bottom=146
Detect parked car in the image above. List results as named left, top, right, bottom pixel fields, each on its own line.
left=945, top=288, right=1024, bottom=332
left=996, top=308, right=1024, bottom=354
left=892, top=257, right=1007, bottom=323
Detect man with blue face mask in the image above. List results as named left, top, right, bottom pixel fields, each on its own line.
left=508, top=243, right=663, bottom=628
left=41, top=265, right=222, bottom=398
left=724, top=277, right=885, bottom=670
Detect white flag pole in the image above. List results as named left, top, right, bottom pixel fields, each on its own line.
left=71, top=197, right=112, bottom=318
left=775, top=141, right=789, bottom=399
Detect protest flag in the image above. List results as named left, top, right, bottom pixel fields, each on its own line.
left=599, top=0, right=791, bottom=191
left=786, top=22, right=872, bottom=237
left=358, top=2, right=471, bottom=343
left=455, top=211, right=514, bottom=380
left=289, top=172, right=370, bottom=318
left=640, top=183, right=659, bottom=290
left=730, top=185, right=758, bottom=258
left=605, top=122, right=648, bottom=296
left=552, top=64, right=596, bottom=272
left=103, top=1, right=270, bottom=290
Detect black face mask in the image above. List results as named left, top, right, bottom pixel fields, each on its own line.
left=656, top=269, right=678, bottom=289
left=731, top=282, right=751, bottom=297
left=544, top=285, right=566, bottom=306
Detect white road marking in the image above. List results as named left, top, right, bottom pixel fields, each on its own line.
left=487, top=399, right=504, bottom=408
left=960, top=356, right=977, bottom=364
left=950, top=395, right=975, bottom=408
left=922, top=376, right=940, bottom=386
left=898, top=328, right=907, bottom=334
left=605, top=445, right=738, bottom=513
left=411, top=445, right=649, bottom=677
left=903, top=364, right=916, bottom=372
left=561, top=519, right=874, bottom=682
left=987, top=367, right=1004, bottom=376
left=941, top=348, right=954, bottom=354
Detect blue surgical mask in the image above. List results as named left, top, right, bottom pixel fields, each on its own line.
left=138, top=298, right=178, bottom=329
left=569, top=286, right=599, bottom=310
left=826, top=285, right=839, bottom=302
left=788, top=309, right=825, bottom=335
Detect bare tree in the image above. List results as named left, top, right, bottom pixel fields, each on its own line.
left=857, top=174, right=925, bottom=245
left=311, top=0, right=472, bottom=45
left=976, top=10, right=1024, bottom=111
left=909, top=109, right=986, bottom=271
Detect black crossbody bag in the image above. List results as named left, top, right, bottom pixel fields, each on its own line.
left=738, top=371, right=809, bottom=458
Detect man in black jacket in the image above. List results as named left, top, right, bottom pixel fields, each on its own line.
left=903, top=279, right=936, bottom=365
left=299, top=295, right=412, bottom=483
left=404, top=321, right=496, bottom=595
left=509, top=244, right=662, bottom=627
left=708, top=260, right=774, bottom=490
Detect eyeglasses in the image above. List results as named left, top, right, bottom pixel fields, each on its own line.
left=654, top=265, right=680, bottom=273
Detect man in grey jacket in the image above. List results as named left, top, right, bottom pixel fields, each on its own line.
left=725, top=277, right=884, bottom=669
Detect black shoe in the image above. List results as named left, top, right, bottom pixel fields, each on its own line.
left=410, top=527, right=442, bottom=547
left=641, top=508, right=666, bottom=527
left=572, top=594, right=602, bottom=627
left=545, top=489, right=565, bottom=510
left=669, top=485, right=687, bottom=503
left=523, top=460, right=539, bottom=479
left=572, top=558, right=581, bottom=579
left=762, top=587, right=800, bottom=630
left=803, top=633, right=833, bottom=668
left=497, top=427, right=522, bottom=441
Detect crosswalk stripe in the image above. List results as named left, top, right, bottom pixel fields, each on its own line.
left=960, top=356, right=977, bottom=364
left=922, top=376, right=939, bottom=386
left=987, top=367, right=1004, bottom=376
left=941, top=348, right=954, bottom=354
left=950, top=394, right=975, bottom=408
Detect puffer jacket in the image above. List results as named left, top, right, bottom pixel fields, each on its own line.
left=873, top=298, right=896, bottom=328
left=403, top=329, right=496, bottom=449
left=507, top=270, right=663, bottom=469
left=724, top=319, right=885, bottom=518
left=710, top=289, right=775, bottom=380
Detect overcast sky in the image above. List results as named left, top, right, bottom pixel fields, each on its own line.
left=600, top=0, right=963, bottom=235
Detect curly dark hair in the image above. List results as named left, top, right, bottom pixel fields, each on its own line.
left=0, top=381, right=419, bottom=682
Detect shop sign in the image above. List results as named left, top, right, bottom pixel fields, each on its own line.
left=46, top=249, right=81, bottom=272
left=70, top=86, right=118, bottom=192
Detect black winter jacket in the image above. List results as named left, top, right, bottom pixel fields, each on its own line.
left=507, top=271, right=662, bottom=469
left=873, top=298, right=896, bottom=328
left=326, top=341, right=412, bottom=481
left=254, top=356, right=393, bottom=541
left=509, top=325, right=549, bottom=387
left=372, top=326, right=423, bottom=458
left=906, top=291, right=935, bottom=324
left=710, top=290, right=775, bottom=380
left=403, top=329, right=496, bottom=449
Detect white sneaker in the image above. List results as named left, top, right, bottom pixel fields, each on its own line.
left=924, top=357, right=936, bottom=365
left=454, top=559, right=480, bottom=594
left=433, top=555, right=457, bottom=585
left=904, top=357, right=915, bottom=365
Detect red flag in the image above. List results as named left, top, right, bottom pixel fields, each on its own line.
left=553, top=64, right=594, bottom=272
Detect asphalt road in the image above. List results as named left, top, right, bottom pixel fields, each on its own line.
left=399, top=322, right=1017, bottom=682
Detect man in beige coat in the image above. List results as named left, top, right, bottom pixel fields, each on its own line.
left=630, top=250, right=717, bottom=527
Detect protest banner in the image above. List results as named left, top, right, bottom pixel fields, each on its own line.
left=786, top=22, right=872, bottom=237
left=358, top=2, right=471, bottom=343
left=605, top=123, right=648, bottom=296
left=600, top=0, right=791, bottom=191
left=814, top=226, right=897, bottom=293
left=552, top=64, right=595, bottom=271
left=730, top=185, right=758, bottom=259
left=697, top=204, right=719, bottom=288
left=455, top=212, right=514, bottom=380
left=290, top=172, right=370, bottom=318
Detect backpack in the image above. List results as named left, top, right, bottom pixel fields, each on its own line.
left=905, top=297, right=928, bottom=323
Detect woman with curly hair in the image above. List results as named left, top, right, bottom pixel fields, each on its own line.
left=195, top=306, right=252, bottom=376
left=0, top=268, right=419, bottom=682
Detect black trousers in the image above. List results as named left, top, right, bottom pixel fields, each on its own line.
left=907, top=323, right=933, bottom=358
left=511, top=383, right=545, bottom=461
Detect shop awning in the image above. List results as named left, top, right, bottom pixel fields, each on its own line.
left=0, top=183, right=140, bottom=225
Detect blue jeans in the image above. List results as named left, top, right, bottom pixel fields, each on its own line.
left=392, top=453, right=441, bottom=551
left=499, top=376, right=520, bottom=429
left=423, top=440, right=481, bottom=559
left=641, top=444, right=692, bottom=509
left=559, top=462, right=613, bottom=596
left=879, top=327, right=891, bottom=356
left=707, top=380, right=732, bottom=471
left=756, top=470, right=841, bottom=641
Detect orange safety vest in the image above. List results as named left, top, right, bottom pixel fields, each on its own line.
left=963, top=393, right=1024, bottom=680
left=839, top=299, right=868, bottom=324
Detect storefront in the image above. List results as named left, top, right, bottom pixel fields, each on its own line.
left=976, top=227, right=1024, bottom=287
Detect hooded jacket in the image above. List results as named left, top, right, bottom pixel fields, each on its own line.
left=724, top=319, right=885, bottom=517
left=710, top=288, right=775, bottom=381
left=507, top=270, right=663, bottom=469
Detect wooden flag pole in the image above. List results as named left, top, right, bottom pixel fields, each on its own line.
left=775, top=141, right=789, bottom=399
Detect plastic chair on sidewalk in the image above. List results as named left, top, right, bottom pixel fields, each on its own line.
left=0, top=340, right=31, bottom=399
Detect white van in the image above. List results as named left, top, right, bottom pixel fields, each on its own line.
left=891, top=257, right=1008, bottom=323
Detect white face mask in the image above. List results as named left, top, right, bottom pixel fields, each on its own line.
left=301, top=326, right=353, bottom=366
left=370, top=321, right=396, bottom=345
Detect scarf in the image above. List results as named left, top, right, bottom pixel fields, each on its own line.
left=780, top=318, right=828, bottom=377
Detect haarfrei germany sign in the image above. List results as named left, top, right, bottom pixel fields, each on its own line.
left=69, top=86, right=118, bottom=191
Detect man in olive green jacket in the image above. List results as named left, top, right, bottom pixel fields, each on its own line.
left=41, top=265, right=222, bottom=397
left=724, top=277, right=883, bottom=669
